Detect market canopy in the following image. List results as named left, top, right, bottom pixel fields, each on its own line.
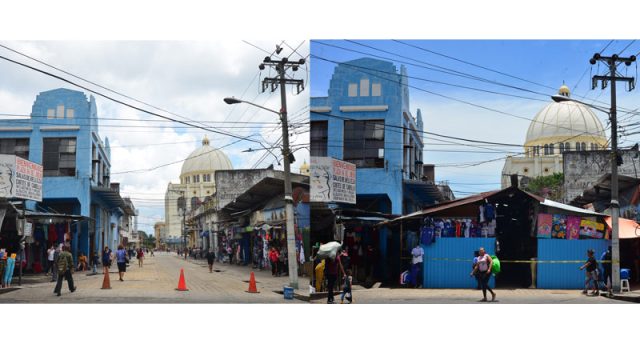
left=604, top=216, right=640, bottom=239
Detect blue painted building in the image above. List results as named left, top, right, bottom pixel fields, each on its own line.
left=311, top=58, right=430, bottom=215
left=0, top=88, right=130, bottom=262
left=311, top=58, right=449, bottom=283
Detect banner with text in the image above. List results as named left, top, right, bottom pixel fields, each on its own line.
left=310, top=157, right=356, bottom=204
left=0, top=154, right=43, bottom=202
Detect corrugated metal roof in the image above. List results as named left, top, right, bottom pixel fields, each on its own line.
left=541, top=199, right=604, bottom=216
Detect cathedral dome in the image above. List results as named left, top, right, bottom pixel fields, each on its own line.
left=524, top=86, right=607, bottom=149
left=180, top=136, right=233, bottom=177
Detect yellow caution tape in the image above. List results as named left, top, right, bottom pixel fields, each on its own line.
left=425, top=258, right=619, bottom=264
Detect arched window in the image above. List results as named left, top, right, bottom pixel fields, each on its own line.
left=576, top=142, right=581, bottom=151
left=543, top=144, right=549, bottom=155
left=565, top=142, right=571, bottom=151
left=581, top=142, right=586, bottom=151
left=559, top=143, right=565, bottom=153
left=549, top=144, right=554, bottom=154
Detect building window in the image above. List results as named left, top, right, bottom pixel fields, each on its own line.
left=66, top=108, right=75, bottom=119
left=594, top=144, right=598, bottom=150
left=344, top=120, right=385, bottom=168
left=372, top=83, right=382, bottom=97
left=56, top=105, right=65, bottom=119
left=193, top=174, right=200, bottom=183
left=47, top=109, right=55, bottom=119
left=43, top=137, right=76, bottom=177
left=310, top=121, right=328, bottom=157
left=360, top=79, right=370, bottom=97
left=549, top=144, right=554, bottom=154
left=565, top=142, right=570, bottom=151
left=581, top=142, right=586, bottom=151
left=559, top=143, right=565, bottom=153
left=348, top=83, right=358, bottom=97
left=0, top=138, right=30, bottom=159
left=523, top=168, right=529, bottom=173
left=203, top=174, right=211, bottom=182
left=184, top=176, right=190, bottom=184
left=543, top=144, right=549, bottom=155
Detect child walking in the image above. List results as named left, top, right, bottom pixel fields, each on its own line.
left=341, top=269, right=353, bottom=304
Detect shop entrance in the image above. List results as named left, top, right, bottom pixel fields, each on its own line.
left=494, top=192, right=536, bottom=288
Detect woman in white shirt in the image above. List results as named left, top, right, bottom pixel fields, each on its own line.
left=470, top=247, right=496, bottom=302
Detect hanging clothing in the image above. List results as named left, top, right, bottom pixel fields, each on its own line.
left=479, top=205, right=486, bottom=223
left=485, top=204, right=495, bottom=222
left=420, top=226, right=434, bottom=246
left=48, top=225, right=58, bottom=244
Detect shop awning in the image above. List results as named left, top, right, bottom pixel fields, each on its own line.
left=540, top=199, right=604, bottom=216
left=604, top=217, right=640, bottom=239
left=91, top=186, right=128, bottom=213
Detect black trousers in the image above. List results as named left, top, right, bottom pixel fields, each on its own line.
left=54, top=270, right=75, bottom=294
left=326, top=274, right=337, bottom=303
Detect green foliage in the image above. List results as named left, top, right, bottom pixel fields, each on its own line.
left=523, top=173, right=564, bottom=201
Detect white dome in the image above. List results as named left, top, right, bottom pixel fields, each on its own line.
left=180, top=137, right=233, bottom=176
left=525, top=94, right=606, bottom=146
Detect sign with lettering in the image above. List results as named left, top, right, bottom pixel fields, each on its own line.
left=0, top=155, right=43, bottom=202
left=310, top=157, right=356, bottom=204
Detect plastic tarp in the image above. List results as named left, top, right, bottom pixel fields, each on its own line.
left=316, top=241, right=341, bottom=259
left=604, top=217, right=640, bottom=239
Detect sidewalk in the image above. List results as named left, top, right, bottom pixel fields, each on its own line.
left=605, top=290, right=640, bottom=303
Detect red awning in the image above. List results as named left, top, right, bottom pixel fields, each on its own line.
left=604, top=217, right=640, bottom=239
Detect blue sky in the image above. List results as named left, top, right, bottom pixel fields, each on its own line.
left=310, top=40, right=640, bottom=196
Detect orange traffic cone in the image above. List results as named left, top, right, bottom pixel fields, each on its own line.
left=176, top=268, right=189, bottom=291
left=101, top=271, right=111, bottom=290
left=246, top=271, right=259, bottom=293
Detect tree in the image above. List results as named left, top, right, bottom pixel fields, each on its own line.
left=522, top=173, right=564, bottom=202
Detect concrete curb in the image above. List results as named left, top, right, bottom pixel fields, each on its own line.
left=602, top=292, right=640, bottom=303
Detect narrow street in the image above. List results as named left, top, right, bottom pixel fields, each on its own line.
left=0, top=252, right=305, bottom=303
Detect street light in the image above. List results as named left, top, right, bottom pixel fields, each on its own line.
left=224, top=96, right=300, bottom=289
left=552, top=93, right=621, bottom=293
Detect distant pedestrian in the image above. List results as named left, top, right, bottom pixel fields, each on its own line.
left=206, top=250, right=216, bottom=273
left=116, top=244, right=128, bottom=281
left=470, top=247, right=496, bottom=302
left=579, top=249, right=599, bottom=296
left=136, top=248, right=144, bottom=268
left=410, top=244, right=424, bottom=288
left=53, top=246, right=76, bottom=296
left=600, top=246, right=612, bottom=296
left=269, top=247, right=279, bottom=276
left=341, top=269, right=353, bottom=304
left=102, top=246, right=112, bottom=274
left=51, top=245, right=61, bottom=282
left=91, top=252, right=99, bottom=274
left=76, top=252, right=88, bottom=271
left=46, top=245, right=56, bottom=275
left=150, top=249, right=154, bottom=257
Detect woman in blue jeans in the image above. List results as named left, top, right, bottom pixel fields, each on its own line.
left=470, top=247, right=496, bottom=302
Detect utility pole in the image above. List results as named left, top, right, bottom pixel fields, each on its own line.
left=260, top=47, right=305, bottom=289
left=590, top=52, right=636, bottom=293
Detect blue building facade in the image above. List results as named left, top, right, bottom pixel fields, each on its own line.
left=311, top=58, right=427, bottom=215
left=0, top=88, right=127, bottom=261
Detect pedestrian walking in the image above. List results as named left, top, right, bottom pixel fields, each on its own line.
left=102, top=246, right=112, bottom=274
left=90, top=252, right=99, bottom=274
left=341, top=269, right=353, bottom=304
left=53, top=246, right=76, bottom=296
left=136, top=248, right=144, bottom=268
left=470, top=247, right=496, bottom=302
left=116, top=244, right=128, bottom=281
left=325, top=252, right=345, bottom=304
left=579, top=249, right=599, bottom=296
left=269, top=247, right=279, bottom=276
left=150, top=249, right=154, bottom=257
left=51, top=245, right=61, bottom=282
left=46, top=245, right=55, bottom=275
left=206, top=250, right=216, bottom=273
left=600, top=246, right=612, bottom=296
left=410, top=243, right=424, bottom=288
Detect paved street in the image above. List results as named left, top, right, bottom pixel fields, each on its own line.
left=309, top=287, right=633, bottom=304
left=0, top=252, right=305, bottom=303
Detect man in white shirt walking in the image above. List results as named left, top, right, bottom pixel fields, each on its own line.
left=411, top=244, right=424, bottom=288
left=46, top=245, right=55, bottom=275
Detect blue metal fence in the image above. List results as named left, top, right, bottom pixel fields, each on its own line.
left=537, top=238, right=609, bottom=289
left=422, top=237, right=496, bottom=288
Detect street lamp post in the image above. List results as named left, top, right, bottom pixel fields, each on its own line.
left=552, top=88, right=624, bottom=293
left=224, top=96, right=300, bottom=289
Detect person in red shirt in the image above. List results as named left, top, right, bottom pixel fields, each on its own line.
left=268, top=247, right=280, bottom=276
